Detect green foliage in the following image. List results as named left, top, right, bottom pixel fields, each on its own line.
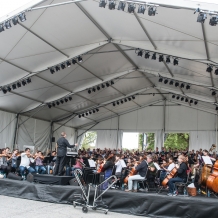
left=81, top=131, right=97, bottom=149
left=164, top=133, right=189, bottom=150
left=146, top=133, right=155, bottom=150
left=138, top=133, right=144, bottom=151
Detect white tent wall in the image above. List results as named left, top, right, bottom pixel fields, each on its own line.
left=0, top=110, right=16, bottom=149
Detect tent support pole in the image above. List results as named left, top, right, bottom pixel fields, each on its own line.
left=13, top=114, right=20, bottom=150
left=163, top=99, right=166, bottom=147
left=116, top=116, right=120, bottom=150
left=50, top=122, right=54, bottom=151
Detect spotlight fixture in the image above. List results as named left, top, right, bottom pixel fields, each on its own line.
left=12, top=84, right=17, bottom=90
left=132, top=96, right=135, bottom=100
left=64, top=98, right=68, bottom=102
left=55, top=66, right=60, bottom=71
left=92, top=87, right=96, bottom=92
left=185, top=98, right=189, bottom=102
left=209, top=16, right=218, bottom=26
left=152, top=53, right=156, bottom=60
left=17, top=82, right=21, bottom=88
left=166, top=56, right=170, bottom=64
left=175, top=82, right=179, bottom=87
left=52, top=102, right=56, bottom=107
left=22, top=80, right=26, bottom=86
left=128, top=3, right=135, bottom=13
left=176, top=96, right=180, bottom=100
left=79, top=115, right=81, bottom=118
left=111, top=80, right=114, bottom=85
left=137, top=50, right=143, bottom=57
left=61, top=63, right=66, bottom=69
left=82, top=114, right=85, bottom=117
left=99, top=0, right=107, bottom=8
left=12, top=16, right=18, bottom=25
left=89, top=111, right=92, bottom=115
left=48, top=104, right=52, bottom=109
left=212, top=90, right=216, bottom=96
left=194, top=101, right=198, bottom=105
left=121, top=100, right=124, bottom=104
left=215, top=68, right=218, bottom=75
left=106, top=82, right=110, bottom=87
left=93, top=110, right=96, bottom=113
left=180, top=83, right=185, bottom=88
left=86, top=112, right=88, bottom=116
left=172, top=95, right=175, bottom=98
left=18, top=13, right=26, bottom=22
left=173, top=59, right=179, bottom=66
left=0, top=24, right=4, bottom=32
left=128, top=97, right=131, bottom=101
left=108, top=0, right=116, bottom=10
left=101, top=84, right=105, bottom=88
left=7, top=86, right=11, bottom=92
left=50, top=68, right=55, bottom=74
left=88, top=89, right=91, bottom=94
left=66, top=61, right=71, bottom=67
left=96, top=108, right=99, bottom=112
left=124, top=98, right=127, bottom=102
left=72, top=59, right=77, bottom=64
left=197, top=12, right=207, bottom=23
left=27, top=78, right=31, bottom=83
left=159, top=77, right=163, bottom=82
left=113, top=102, right=116, bottom=106
left=164, top=79, right=168, bottom=84
left=97, top=86, right=100, bottom=91
left=144, top=52, right=150, bottom=59
left=60, top=99, right=64, bottom=104
left=138, top=5, right=146, bottom=14
left=190, top=99, right=193, bottom=104
left=169, top=80, right=174, bottom=85
left=56, top=101, right=60, bottom=106
left=78, top=56, right=83, bottom=62
left=159, top=55, right=164, bottom=62
left=118, top=1, right=126, bottom=11
left=2, top=88, right=7, bottom=94
left=117, top=101, right=120, bottom=105
left=206, top=65, right=213, bottom=73
left=186, top=84, right=191, bottom=90
left=148, top=6, right=156, bottom=16
left=69, top=96, right=72, bottom=101
left=5, top=21, right=11, bottom=29
left=181, top=97, right=184, bottom=101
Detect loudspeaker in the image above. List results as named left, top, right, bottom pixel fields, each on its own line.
left=69, top=178, right=79, bottom=186
left=34, top=174, right=72, bottom=185
left=7, top=173, right=22, bottom=181
left=52, top=137, right=55, bottom=142
left=27, top=173, right=34, bottom=183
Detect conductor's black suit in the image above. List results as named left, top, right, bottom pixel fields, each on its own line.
left=53, top=137, right=76, bottom=176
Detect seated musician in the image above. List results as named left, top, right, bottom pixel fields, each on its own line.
left=0, top=148, right=12, bottom=177
left=203, top=149, right=216, bottom=162
left=146, top=156, right=157, bottom=188
left=167, top=155, right=188, bottom=196
left=10, top=149, right=20, bottom=173
left=46, top=151, right=56, bottom=174
left=96, top=157, right=104, bottom=173
left=35, top=151, right=46, bottom=174
left=71, top=155, right=84, bottom=177
left=125, top=155, right=153, bottom=192
left=19, top=148, right=35, bottom=179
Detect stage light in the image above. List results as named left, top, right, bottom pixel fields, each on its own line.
left=50, top=68, right=55, bottom=74
left=56, top=101, right=60, bottom=106
left=210, top=16, right=218, bottom=26
left=12, top=84, right=16, bottom=90
left=86, top=112, right=88, bottom=116
left=88, top=89, right=91, bottom=94
left=2, top=88, right=7, bottom=94
left=52, top=102, right=56, bottom=107
left=19, top=13, right=26, bottom=22
left=117, top=101, right=120, bottom=105
left=60, top=99, right=64, bottom=104
left=181, top=97, right=184, bottom=101
left=138, top=5, right=146, bottom=14
left=185, top=98, right=189, bottom=102
left=22, top=80, right=26, bottom=86
left=216, top=106, right=218, bottom=111
left=93, top=110, right=96, bottom=113
left=89, top=111, right=92, bottom=115
left=55, top=66, right=60, bottom=71
left=172, top=95, right=175, bottom=98
left=12, top=16, right=18, bottom=25
left=197, top=12, right=207, bottom=23
left=194, top=101, right=198, bottom=105
left=92, top=87, right=96, bottom=92
left=68, top=96, right=72, bottom=101
left=113, top=102, right=116, bottom=106
left=48, top=104, right=52, bottom=108
left=215, top=69, right=218, bottom=75
left=186, top=84, right=190, bottom=90
left=206, top=65, right=213, bottom=73
left=148, top=6, right=156, bottom=16
left=128, top=97, right=131, bottom=101
left=124, top=98, right=127, bottom=102
left=175, top=82, right=179, bottom=87
left=79, top=115, right=81, bottom=118
left=66, top=61, right=71, bottom=67
left=17, top=82, right=21, bottom=88
left=96, top=108, right=99, bottom=112
left=97, top=86, right=100, bottom=91
left=82, top=114, right=85, bottom=117
left=111, top=80, right=114, bottom=85
left=152, top=53, right=156, bottom=60
left=190, top=99, right=193, bottom=104
left=176, top=96, right=180, bottom=100
left=5, top=21, right=11, bottom=29
left=27, top=78, right=31, bottom=83
left=72, top=59, right=77, bottom=64
left=128, top=3, right=135, bottom=13
left=137, top=50, right=143, bottom=57
left=159, top=77, right=163, bottom=82
left=61, top=63, right=66, bottom=69
left=132, top=96, right=135, bottom=100
left=164, top=79, right=168, bottom=84
left=121, top=100, right=124, bottom=104
left=7, top=86, right=11, bottom=92
left=106, top=82, right=110, bottom=87
left=159, top=55, right=164, bottom=62
left=64, top=98, right=68, bottom=102
left=0, top=24, right=4, bottom=32
left=173, top=59, right=179, bottom=65
left=99, top=0, right=107, bottom=8
left=101, top=84, right=105, bottom=88
left=212, top=90, right=216, bottom=96
left=180, top=83, right=185, bottom=88
left=144, top=52, right=150, bottom=59
left=78, top=56, right=83, bottom=63
left=118, top=1, right=126, bottom=11
left=169, top=80, right=174, bottom=85
left=166, top=56, right=170, bottom=64
left=108, top=0, right=116, bottom=10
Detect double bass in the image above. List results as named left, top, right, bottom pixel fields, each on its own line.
left=206, top=160, right=218, bottom=193
left=162, top=167, right=177, bottom=186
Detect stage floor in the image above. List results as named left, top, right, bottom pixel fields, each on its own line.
left=0, top=178, right=217, bottom=218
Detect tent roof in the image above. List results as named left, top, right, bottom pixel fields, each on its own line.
left=0, top=0, right=218, bottom=128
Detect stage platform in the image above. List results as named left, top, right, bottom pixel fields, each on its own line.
left=0, top=178, right=217, bottom=218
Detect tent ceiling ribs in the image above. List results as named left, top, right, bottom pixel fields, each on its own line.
left=18, top=22, right=69, bottom=58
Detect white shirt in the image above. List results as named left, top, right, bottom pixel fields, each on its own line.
left=167, top=162, right=175, bottom=173
left=20, top=153, right=34, bottom=168
left=115, top=159, right=127, bottom=173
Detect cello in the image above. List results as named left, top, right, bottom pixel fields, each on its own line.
left=206, top=160, right=218, bottom=193
left=123, top=161, right=140, bottom=184
left=162, top=167, right=177, bottom=186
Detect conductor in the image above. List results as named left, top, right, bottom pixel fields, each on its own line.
left=53, top=132, right=78, bottom=176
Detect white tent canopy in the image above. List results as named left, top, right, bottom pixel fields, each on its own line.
left=0, top=0, right=218, bottom=151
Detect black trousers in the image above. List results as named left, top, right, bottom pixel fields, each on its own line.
left=53, top=156, right=66, bottom=176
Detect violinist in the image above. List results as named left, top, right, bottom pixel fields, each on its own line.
left=35, top=151, right=46, bottom=174
left=11, top=149, right=19, bottom=172
left=115, top=155, right=126, bottom=176
left=159, top=159, right=169, bottom=184
left=97, top=157, right=104, bottom=173
left=167, top=155, right=188, bottom=196
left=0, top=148, right=11, bottom=176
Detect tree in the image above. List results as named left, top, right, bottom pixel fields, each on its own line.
left=164, top=133, right=189, bottom=150
left=138, top=133, right=144, bottom=151
left=146, top=133, right=155, bottom=150
left=81, top=131, right=97, bottom=149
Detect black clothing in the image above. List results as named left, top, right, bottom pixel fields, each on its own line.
left=53, top=156, right=66, bottom=176
left=177, top=162, right=188, bottom=179
left=135, top=160, right=148, bottom=177
left=102, top=160, right=114, bottom=172
left=56, top=137, right=76, bottom=157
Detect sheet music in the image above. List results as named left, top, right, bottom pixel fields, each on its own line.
left=88, top=159, right=96, bottom=168
left=154, top=162, right=161, bottom=171
left=202, top=156, right=213, bottom=165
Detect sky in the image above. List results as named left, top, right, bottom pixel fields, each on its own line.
left=122, top=132, right=139, bottom=149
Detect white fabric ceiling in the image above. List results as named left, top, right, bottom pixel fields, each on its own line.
left=0, top=0, right=218, bottom=129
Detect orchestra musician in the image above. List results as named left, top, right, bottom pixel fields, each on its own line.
left=10, top=149, right=20, bottom=173
left=167, top=155, right=188, bottom=196
left=35, top=151, right=46, bottom=174
left=0, top=148, right=12, bottom=176
left=53, top=132, right=78, bottom=176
